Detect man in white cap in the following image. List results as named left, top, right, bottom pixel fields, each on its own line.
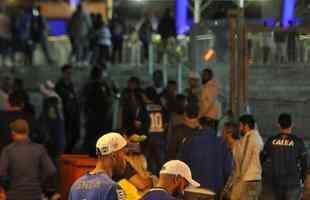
left=69, top=132, right=127, bottom=200
left=141, top=160, right=200, bottom=200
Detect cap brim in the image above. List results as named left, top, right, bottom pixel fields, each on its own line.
left=160, top=171, right=200, bottom=188
left=187, top=178, right=200, bottom=188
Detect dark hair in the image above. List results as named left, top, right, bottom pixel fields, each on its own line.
left=129, top=76, right=140, bottom=87
left=175, top=94, right=187, bottom=114
left=278, top=113, right=292, bottom=129
left=8, top=91, right=25, bottom=108
left=199, top=117, right=217, bottom=129
left=185, top=102, right=199, bottom=119
left=90, top=66, right=103, bottom=80
left=13, top=78, right=24, bottom=91
left=239, top=114, right=255, bottom=130
left=144, top=88, right=159, bottom=104
left=223, top=122, right=239, bottom=139
left=203, top=68, right=214, bottom=80
left=168, top=80, right=177, bottom=86
left=61, top=64, right=72, bottom=73
left=153, top=70, right=163, bottom=79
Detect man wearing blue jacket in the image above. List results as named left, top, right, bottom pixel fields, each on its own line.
left=178, top=117, right=233, bottom=198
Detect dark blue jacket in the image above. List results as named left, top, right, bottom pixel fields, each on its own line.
left=178, top=128, right=233, bottom=195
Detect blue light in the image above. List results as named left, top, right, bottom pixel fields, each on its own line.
left=47, top=19, right=68, bottom=36
left=282, top=0, right=296, bottom=27
left=176, top=0, right=189, bottom=35
left=70, top=0, right=80, bottom=8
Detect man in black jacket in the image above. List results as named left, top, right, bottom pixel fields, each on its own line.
left=261, top=113, right=308, bottom=200
left=55, top=65, right=80, bottom=153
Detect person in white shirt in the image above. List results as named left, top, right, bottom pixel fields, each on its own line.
left=229, top=114, right=263, bottom=200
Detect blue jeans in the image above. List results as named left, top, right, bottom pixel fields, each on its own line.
left=274, top=186, right=300, bottom=200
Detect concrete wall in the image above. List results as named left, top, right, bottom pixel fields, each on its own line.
left=248, top=64, right=310, bottom=140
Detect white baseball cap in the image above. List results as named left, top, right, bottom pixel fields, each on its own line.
left=96, top=132, right=127, bottom=156
left=160, top=160, right=200, bottom=188
left=188, top=71, right=200, bottom=79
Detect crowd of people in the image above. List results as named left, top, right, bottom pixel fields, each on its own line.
left=0, top=3, right=176, bottom=67
left=0, top=60, right=308, bottom=200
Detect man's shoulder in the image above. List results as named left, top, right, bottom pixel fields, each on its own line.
left=72, top=173, right=116, bottom=188
left=2, top=142, right=17, bottom=152
left=142, top=188, right=176, bottom=200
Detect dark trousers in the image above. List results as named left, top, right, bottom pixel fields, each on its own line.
left=99, top=45, right=110, bottom=62
left=146, top=134, right=166, bottom=175
left=112, top=40, right=123, bottom=63
left=274, top=186, right=300, bottom=200
left=64, top=113, right=80, bottom=153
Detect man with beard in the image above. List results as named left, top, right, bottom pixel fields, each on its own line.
left=141, top=160, right=200, bottom=200
left=55, top=64, right=80, bottom=153
left=69, top=132, right=127, bottom=200
left=229, top=115, right=263, bottom=200
left=199, top=68, right=221, bottom=129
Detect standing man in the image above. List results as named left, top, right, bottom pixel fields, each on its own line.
left=167, top=102, right=200, bottom=160
left=0, top=119, right=56, bottom=200
left=55, top=64, right=80, bottom=153
left=185, top=71, right=201, bottom=104
left=30, top=6, right=53, bottom=64
left=230, top=114, right=263, bottom=200
left=69, top=132, right=127, bottom=200
left=146, top=70, right=165, bottom=106
left=83, top=67, right=113, bottom=156
left=178, top=115, right=233, bottom=197
left=142, top=88, right=168, bottom=175
left=199, top=68, right=221, bottom=127
left=67, top=3, right=92, bottom=65
left=141, top=160, right=200, bottom=200
left=261, top=113, right=308, bottom=200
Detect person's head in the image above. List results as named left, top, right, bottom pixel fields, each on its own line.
left=143, top=87, right=160, bottom=104
left=128, top=76, right=140, bottom=91
left=0, top=76, right=12, bottom=93
left=10, top=119, right=29, bottom=141
left=12, top=78, right=24, bottom=91
left=239, top=114, right=256, bottom=135
left=158, top=160, right=200, bottom=195
left=77, top=3, right=83, bottom=12
left=61, top=64, right=73, bottom=81
left=8, top=91, right=25, bottom=109
left=90, top=66, right=103, bottom=81
left=96, top=132, right=128, bottom=177
left=188, top=71, right=200, bottom=89
left=167, top=80, right=177, bottom=96
left=199, top=117, right=217, bottom=130
left=223, top=122, right=239, bottom=147
left=175, top=94, right=187, bottom=115
left=202, top=68, right=214, bottom=84
left=163, top=8, right=172, bottom=18
left=184, top=102, right=199, bottom=120
left=153, top=70, right=163, bottom=88
left=278, top=113, right=293, bottom=133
